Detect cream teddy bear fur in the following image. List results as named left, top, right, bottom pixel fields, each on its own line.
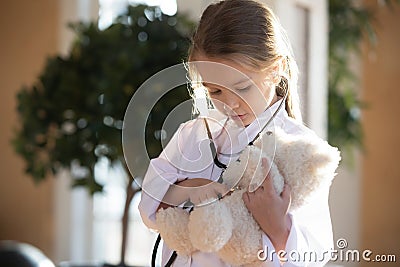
left=156, top=127, right=341, bottom=266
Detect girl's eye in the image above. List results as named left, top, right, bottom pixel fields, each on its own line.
left=208, top=89, right=221, bottom=95
left=236, top=85, right=251, bottom=92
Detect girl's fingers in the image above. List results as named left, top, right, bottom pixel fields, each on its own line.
left=281, top=184, right=291, bottom=208
left=261, top=171, right=275, bottom=194
left=248, top=183, right=257, bottom=193
left=242, top=191, right=250, bottom=205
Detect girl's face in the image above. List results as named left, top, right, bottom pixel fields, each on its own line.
left=193, top=55, right=279, bottom=126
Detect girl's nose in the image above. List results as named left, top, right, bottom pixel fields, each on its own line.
left=223, top=91, right=240, bottom=110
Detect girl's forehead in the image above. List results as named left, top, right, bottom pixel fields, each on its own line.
left=190, top=58, right=263, bottom=88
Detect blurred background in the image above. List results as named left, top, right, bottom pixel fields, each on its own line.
left=0, top=0, right=399, bottom=266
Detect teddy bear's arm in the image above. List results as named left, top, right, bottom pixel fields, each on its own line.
left=156, top=207, right=196, bottom=256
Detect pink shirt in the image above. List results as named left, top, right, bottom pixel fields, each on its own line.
left=139, top=100, right=334, bottom=266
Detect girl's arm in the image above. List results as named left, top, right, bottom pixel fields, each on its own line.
left=139, top=119, right=220, bottom=230
left=243, top=158, right=334, bottom=266
left=242, top=159, right=292, bottom=252
left=159, top=178, right=228, bottom=209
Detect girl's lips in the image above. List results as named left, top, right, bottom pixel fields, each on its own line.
left=230, top=114, right=247, bottom=120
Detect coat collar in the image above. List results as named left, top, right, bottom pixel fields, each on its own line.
left=215, top=98, right=287, bottom=155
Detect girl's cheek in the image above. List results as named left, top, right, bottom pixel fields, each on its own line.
left=211, top=98, right=227, bottom=114
left=243, top=93, right=267, bottom=116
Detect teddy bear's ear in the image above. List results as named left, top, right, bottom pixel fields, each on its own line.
left=312, top=141, right=342, bottom=179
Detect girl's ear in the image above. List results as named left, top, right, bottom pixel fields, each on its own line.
left=271, top=64, right=282, bottom=85
left=264, top=56, right=285, bottom=85
left=275, top=55, right=287, bottom=78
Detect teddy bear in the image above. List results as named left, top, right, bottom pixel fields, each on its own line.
left=155, top=127, right=341, bottom=266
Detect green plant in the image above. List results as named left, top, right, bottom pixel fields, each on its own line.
left=328, top=0, right=399, bottom=156
left=328, top=0, right=373, bottom=153
left=13, top=5, right=194, bottom=266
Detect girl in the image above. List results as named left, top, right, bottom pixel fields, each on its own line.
left=139, top=0, right=335, bottom=266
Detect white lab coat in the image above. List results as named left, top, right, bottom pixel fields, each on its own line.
left=138, top=100, right=335, bottom=267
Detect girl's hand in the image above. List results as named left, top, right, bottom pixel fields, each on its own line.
left=242, top=158, right=292, bottom=252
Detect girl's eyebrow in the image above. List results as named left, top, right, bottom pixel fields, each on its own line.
left=232, top=78, right=250, bottom=86
left=202, top=82, right=218, bottom=88
left=202, top=78, right=250, bottom=88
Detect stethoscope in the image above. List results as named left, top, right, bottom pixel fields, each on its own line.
left=207, top=90, right=288, bottom=173
left=151, top=88, right=288, bottom=267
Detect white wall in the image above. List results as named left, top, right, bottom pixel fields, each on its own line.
left=54, top=0, right=99, bottom=263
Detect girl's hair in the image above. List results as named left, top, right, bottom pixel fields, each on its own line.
left=188, top=0, right=302, bottom=121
